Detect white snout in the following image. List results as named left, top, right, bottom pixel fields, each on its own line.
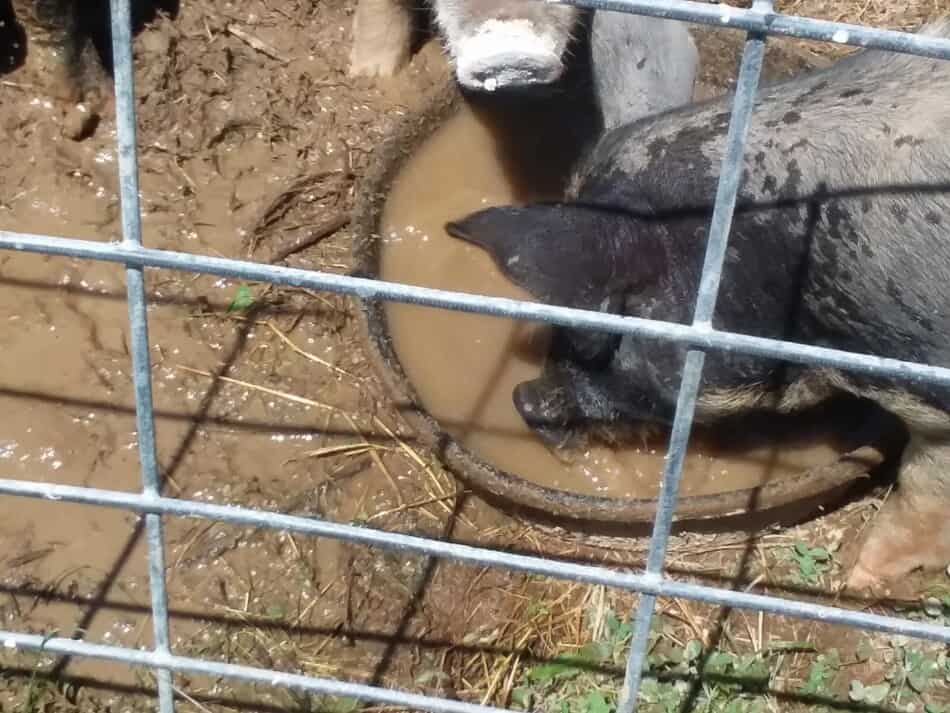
left=453, top=20, right=563, bottom=92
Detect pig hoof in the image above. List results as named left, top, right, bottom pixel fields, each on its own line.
left=843, top=527, right=914, bottom=592
left=844, top=562, right=885, bottom=593
left=845, top=495, right=950, bottom=592
left=348, top=43, right=411, bottom=77
left=62, top=105, right=100, bottom=141
left=347, top=0, right=414, bottom=78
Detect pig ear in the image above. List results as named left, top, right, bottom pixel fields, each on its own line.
left=448, top=204, right=626, bottom=366
left=444, top=205, right=539, bottom=264
left=445, top=203, right=625, bottom=310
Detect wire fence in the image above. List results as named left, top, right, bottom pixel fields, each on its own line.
left=1, top=0, right=950, bottom=711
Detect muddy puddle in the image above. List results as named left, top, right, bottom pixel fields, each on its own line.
left=380, top=104, right=849, bottom=500
left=0, top=209, right=272, bottom=684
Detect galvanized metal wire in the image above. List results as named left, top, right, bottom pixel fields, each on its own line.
left=109, top=0, right=174, bottom=708
left=2, top=0, right=950, bottom=711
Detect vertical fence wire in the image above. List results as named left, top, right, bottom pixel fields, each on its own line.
left=616, top=11, right=769, bottom=711
left=109, top=0, right=175, bottom=709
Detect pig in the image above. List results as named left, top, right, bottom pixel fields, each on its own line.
left=8, top=0, right=108, bottom=108
left=588, top=9, right=700, bottom=130
left=445, top=16, right=950, bottom=591
left=348, top=0, right=698, bottom=130
left=348, top=0, right=583, bottom=87
left=1, top=0, right=26, bottom=74
left=5, top=0, right=177, bottom=137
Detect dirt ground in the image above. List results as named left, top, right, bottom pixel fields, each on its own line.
left=1, top=1, right=949, bottom=712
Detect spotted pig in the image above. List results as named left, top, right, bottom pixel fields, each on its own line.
left=447, top=17, right=950, bottom=590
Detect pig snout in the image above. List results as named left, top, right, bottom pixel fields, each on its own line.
left=513, top=377, right=580, bottom=448
left=452, top=20, right=566, bottom=92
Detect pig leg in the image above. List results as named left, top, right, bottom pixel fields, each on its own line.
left=11, top=0, right=109, bottom=138
left=348, top=0, right=414, bottom=78
left=72, top=27, right=112, bottom=119
left=590, top=11, right=698, bottom=130
left=847, top=432, right=950, bottom=590
left=12, top=0, right=78, bottom=101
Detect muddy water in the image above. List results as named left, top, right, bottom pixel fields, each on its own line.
left=381, top=105, right=845, bottom=499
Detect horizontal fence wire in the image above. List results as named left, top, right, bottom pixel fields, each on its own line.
left=1, top=480, right=950, bottom=645
left=0, top=631, right=512, bottom=713
left=3, top=0, right=950, bottom=711
left=550, top=0, right=950, bottom=59
left=4, top=230, right=950, bottom=387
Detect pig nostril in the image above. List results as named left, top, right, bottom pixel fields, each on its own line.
left=461, top=56, right=561, bottom=91
left=471, top=59, right=547, bottom=79
left=454, top=21, right=563, bottom=91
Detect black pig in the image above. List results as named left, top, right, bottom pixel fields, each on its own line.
left=446, top=17, right=950, bottom=590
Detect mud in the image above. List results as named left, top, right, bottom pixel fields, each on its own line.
left=381, top=103, right=849, bottom=499
left=0, top=1, right=459, bottom=699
